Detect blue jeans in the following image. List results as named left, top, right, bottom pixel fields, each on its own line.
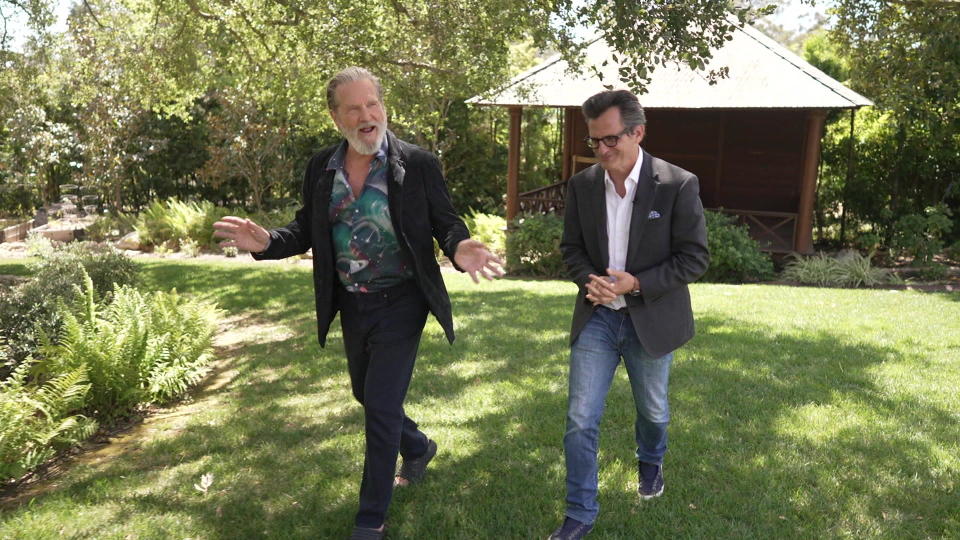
left=564, top=306, right=672, bottom=525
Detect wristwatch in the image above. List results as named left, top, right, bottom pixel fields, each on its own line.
left=629, top=275, right=642, bottom=296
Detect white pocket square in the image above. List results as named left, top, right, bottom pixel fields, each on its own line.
left=648, top=210, right=661, bottom=219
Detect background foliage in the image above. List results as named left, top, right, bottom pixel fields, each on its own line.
left=701, top=211, right=775, bottom=283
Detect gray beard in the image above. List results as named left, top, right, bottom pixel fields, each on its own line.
left=343, top=122, right=387, bottom=155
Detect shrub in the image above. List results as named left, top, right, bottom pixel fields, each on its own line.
left=781, top=251, right=898, bottom=287
left=179, top=237, right=201, bottom=257
left=83, top=212, right=137, bottom=242
left=0, top=356, right=98, bottom=482
left=463, top=210, right=506, bottom=257
left=31, top=241, right=140, bottom=296
left=945, top=240, right=960, bottom=264
left=133, top=198, right=297, bottom=253
left=701, top=211, right=775, bottom=283
left=0, top=241, right=140, bottom=366
left=506, top=213, right=565, bottom=277
left=41, top=272, right=220, bottom=420
left=135, top=198, right=217, bottom=250
left=916, top=262, right=950, bottom=282
left=890, top=204, right=953, bottom=265
left=780, top=252, right=842, bottom=286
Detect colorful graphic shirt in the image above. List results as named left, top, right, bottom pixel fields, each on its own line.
left=327, top=139, right=413, bottom=292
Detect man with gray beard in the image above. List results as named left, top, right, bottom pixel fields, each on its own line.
left=213, top=66, right=502, bottom=539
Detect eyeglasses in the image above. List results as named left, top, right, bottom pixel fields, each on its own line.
left=583, top=127, right=633, bottom=149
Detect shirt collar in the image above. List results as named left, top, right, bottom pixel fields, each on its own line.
left=603, top=148, right=644, bottom=189
left=326, top=136, right=389, bottom=171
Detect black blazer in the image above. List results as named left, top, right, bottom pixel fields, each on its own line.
left=560, top=149, right=710, bottom=357
left=254, top=131, right=469, bottom=346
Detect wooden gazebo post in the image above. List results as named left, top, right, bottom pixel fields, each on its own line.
left=506, top=106, right=522, bottom=222
left=796, top=109, right=827, bottom=253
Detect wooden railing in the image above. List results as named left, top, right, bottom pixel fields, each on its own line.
left=518, top=180, right=567, bottom=215
left=716, top=208, right=797, bottom=253
left=517, top=181, right=798, bottom=252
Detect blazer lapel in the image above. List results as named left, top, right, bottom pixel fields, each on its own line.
left=587, top=164, right=609, bottom=268
left=626, top=150, right=659, bottom=266
left=385, top=132, right=405, bottom=234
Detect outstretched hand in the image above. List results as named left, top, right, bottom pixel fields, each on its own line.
left=212, top=216, right=270, bottom=253
left=453, top=238, right=505, bottom=283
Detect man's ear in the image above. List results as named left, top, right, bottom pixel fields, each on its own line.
left=634, top=125, right=646, bottom=144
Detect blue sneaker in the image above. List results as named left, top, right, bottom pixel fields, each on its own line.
left=548, top=517, right=593, bottom=539
left=638, top=462, right=664, bottom=499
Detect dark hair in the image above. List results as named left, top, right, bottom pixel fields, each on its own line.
left=326, top=67, right=384, bottom=111
left=581, top=89, right=646, bottom=128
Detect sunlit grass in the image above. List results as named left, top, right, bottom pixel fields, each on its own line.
left=1, top=259, right=958, bottom=538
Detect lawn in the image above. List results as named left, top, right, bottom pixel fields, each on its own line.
left=1, top=258, right=958, bottom=539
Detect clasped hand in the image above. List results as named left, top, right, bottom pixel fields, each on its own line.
left=585, top=268, right=639, bottom=305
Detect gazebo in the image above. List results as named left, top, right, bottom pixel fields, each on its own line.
left=468, top=25, right=872, bottom=253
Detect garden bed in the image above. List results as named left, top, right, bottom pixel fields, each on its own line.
left=28, top=216, right=96, bottom=243
left=0, top=219, right=34, bottom=244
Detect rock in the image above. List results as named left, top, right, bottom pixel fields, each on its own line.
left=117, top=231, right=142, bottom=251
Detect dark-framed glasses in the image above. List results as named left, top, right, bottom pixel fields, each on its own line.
left=584, top=127, right=633, bottom=149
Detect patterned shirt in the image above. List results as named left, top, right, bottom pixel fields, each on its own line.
left=327, top=138, right=413, bottom=292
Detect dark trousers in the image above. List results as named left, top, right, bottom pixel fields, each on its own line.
left=337, top=281, right=431, bottom=528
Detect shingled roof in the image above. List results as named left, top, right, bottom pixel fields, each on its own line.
left=469, top=24, right=872, bottom=109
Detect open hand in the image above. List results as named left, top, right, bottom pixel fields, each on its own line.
left=453, top=238, right=505, bottom=283
left=212, top=216, right=270, bottom=253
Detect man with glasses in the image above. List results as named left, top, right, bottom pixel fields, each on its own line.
left=549, top=90, right=709, bottom=539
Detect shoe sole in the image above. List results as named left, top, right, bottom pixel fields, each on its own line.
left=639, top=486, right=664, bottom=500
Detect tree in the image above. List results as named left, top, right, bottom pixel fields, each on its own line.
left=829, top=0, right=960, bottom=215
left=550, top=0, right=775, bottom=93
left=803, top=4, right=960, bottom=248
left=198, top=91, right=295, bottom=212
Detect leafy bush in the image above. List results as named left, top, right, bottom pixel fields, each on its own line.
left=945, top=240, right=960, bottom=263
left=916, top=263, right=950, bottom=282
left=701, top=211, right=775, bottom=283
left=135, top=198, right=218, bottom=250
left=83, top=212, right=137, bottom=242
left=506, top=213, right=564, bottom=277
left=0, top=241, right=140, bottom=366
left=890, top=204, right=953, bottom=265
left=42, top=273, right=220, bottom=420
left=31, top=240, right=140, bottom=296
left=781, top=251, right=898, bottom=288
left=133, top=198, right=297, bottom=253
left=179, top=237, right=201, bottom=257
left=0, top=356, right=98, bottom=482
left=463, top=210, right=506, bottom=257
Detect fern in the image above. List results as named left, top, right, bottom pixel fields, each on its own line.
left=0, top=358, right=96, bottom=482
left=43, top=270, right=221, bottom=420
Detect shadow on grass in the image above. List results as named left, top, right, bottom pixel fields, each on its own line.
left=2, top=262, right=957, bottom=539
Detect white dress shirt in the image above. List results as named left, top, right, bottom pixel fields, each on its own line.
left=603, top=150, right=643, bottom=310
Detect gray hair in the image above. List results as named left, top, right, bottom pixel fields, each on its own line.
left=581, top=89, right=646, bottom=129
left=326, top=67, right=384, bottom=111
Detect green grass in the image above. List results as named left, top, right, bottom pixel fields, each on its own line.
left=1, top=259, right=959, bottom=538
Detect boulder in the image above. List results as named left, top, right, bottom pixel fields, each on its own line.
left=117, top=231, right=142, bottom=251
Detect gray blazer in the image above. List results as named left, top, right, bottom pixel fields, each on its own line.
left=560, top=149, right=710, bottom=358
